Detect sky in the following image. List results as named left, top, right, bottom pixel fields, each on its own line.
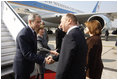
left=58, top=1, right=117, bottom=13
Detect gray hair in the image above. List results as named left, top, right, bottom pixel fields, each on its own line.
left=28, top=13, right=41, bottom=22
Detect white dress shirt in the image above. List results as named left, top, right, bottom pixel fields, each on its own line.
left=66, top=25, right=78, bottom=35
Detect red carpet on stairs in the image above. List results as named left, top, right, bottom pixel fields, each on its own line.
left=30, top=69, right=56, bottom=79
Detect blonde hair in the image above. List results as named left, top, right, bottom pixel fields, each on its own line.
left=39, top=24, right=44, bottom=29
left=35, top=24, right=44, bottom=34
left=85, top=20, right=102, bottom=36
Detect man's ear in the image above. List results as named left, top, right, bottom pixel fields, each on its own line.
left=68, top=19, right=72, bottom=24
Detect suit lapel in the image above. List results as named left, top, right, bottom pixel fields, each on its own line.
left=26, top=26, right=37, bottom=48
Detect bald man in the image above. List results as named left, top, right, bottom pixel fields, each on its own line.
left=56, top=13, right=87, bottom=79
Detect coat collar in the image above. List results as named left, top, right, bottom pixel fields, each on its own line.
left=66, top=25, right=78, bottom=35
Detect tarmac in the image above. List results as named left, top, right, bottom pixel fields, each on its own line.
left=45, top=32, right=117, bottom=79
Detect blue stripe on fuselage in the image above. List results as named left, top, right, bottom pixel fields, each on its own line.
left=12, top=1, right=76, bottom=13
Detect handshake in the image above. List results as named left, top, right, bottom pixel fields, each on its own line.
left=45, top=56, right=55, bottom=64
left=45, top=50, right=59, bottom=64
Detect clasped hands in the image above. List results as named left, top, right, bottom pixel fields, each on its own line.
left=45, top=50, right=59, bottom=64
left=45, top=56, right=55, bottom=64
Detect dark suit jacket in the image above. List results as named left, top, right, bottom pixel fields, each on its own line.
left=56, top=27, right=87, bottom=79
left=53, top=28, right=65, bottom=61
left=55, top=28, right=66, bottom=53
left=13, top=26, right=44, bottom=75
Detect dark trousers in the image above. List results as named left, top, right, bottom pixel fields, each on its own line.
left=15, top=73, right=30, bottom=79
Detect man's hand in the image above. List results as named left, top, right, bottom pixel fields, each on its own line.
left=45, top=56, right=55, bottom=64
left=50, top=50, right=59, bottom=56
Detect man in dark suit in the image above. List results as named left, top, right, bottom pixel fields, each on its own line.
left=55, top=13, right=88, bottom=79
left=49, top=25, right=65, bottom=62
left=55, top=25, right=66, bottom=53
left=13, top=13, right=45, bottom=79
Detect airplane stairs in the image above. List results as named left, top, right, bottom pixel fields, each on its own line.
left=1, top=20, right=16, bottom=78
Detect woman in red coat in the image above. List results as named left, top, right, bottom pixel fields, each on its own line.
left=84, top=20, right=104, bottom=79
